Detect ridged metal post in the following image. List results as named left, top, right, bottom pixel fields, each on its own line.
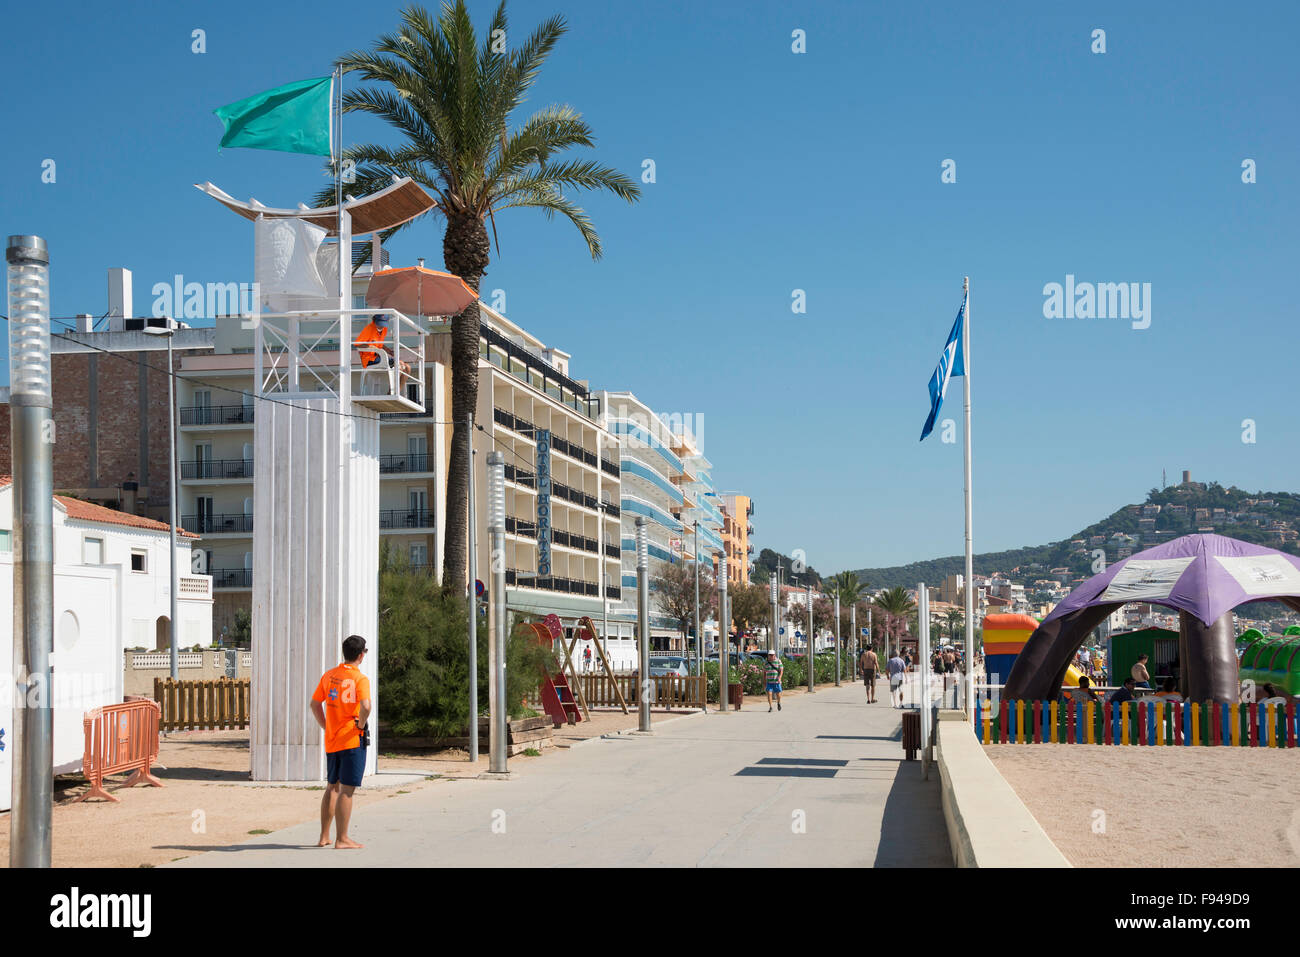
left=7, top=235, right=54, bottom=868
left=487, top=451, right=507, bottom=773
left=636, top=517, right=650, bottom=731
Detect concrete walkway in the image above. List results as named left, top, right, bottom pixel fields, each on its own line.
left=166, top=681, right=950, bottom=868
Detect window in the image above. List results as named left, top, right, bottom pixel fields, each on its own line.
left=0, top=529, right=10, bottom=553
left=410, top=544, right=427, bottom=567
left=131, top=549, right=148, bottom=573
left=83, top=536, right=104, bottom=565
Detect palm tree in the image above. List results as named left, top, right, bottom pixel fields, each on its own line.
left=829, top=570, right=869, bottom=652
left=872, top=586, right=916, bottom=658
left=945, top=608, right=965, bottom=643
left=319, top=2, right=641, bottom=590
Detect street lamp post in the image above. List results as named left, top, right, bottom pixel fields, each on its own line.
left=636, top=517, right=650, bottom=732
left=851, top=603, right=857, bottom=684
left=143, top=324, right=179, bottom=680
left=806, top=582, right=814, bottom=692
left=7, top=234, right=54, bottom=868
left=693, top=520, right=701, bottom=678
left=486, top=452, right=507, bottom=774
left=769, top=573, right=778, bottom=656
left=834, top=593, right=841, bottom=687
left=717, top=554, right=729, bottom=712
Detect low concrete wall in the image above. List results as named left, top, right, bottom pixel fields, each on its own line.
left=935, top=709, right=1070, bottom=868
left=123, top=649, right=250, bottom=698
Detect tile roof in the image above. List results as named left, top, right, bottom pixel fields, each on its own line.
left=0, top=476, right=198, bottom=538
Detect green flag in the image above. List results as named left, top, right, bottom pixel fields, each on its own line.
left=213, top=76, right=333, bottom=157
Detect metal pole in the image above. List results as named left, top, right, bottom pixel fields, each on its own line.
left=466, top=412, right=478, bottom=763
left=167, top=332, right=179, bottom=679
left=851, top=604, right=857, bottom=684
left=693, top=520, right=701, bottom=678
left=7, top=235, right=54, bottom=868
left=602, top=509, right=610, bottom=672
left=636, top=517, right=651, bottom=731
left=806, top=583, right=814, bottom=692
left=769, top=573, right=778, bottom=656
left=487, top=452, right=507, bottom=773
left=834, top=593, right=841, bottom=686
left=962, top=276, right=975, bottom=716
left=718, top=554, right=729, bottom=712
left=919, top=582, right=931, bottom=745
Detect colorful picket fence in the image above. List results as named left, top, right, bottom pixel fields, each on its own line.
left=974, top=697, right=1298, bottom=748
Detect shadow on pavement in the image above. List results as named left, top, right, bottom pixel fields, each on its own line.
left=735, top=766, right=838, bottom=778
left=755, top=757, right=848, bottom=767
left=873, top=761, right=951, bottom=867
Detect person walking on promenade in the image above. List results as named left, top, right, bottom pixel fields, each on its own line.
left=858, top=646, right=879, bottom=703
left=887, top=649, right=907, bottom=708
left=310, top=635, right=372, bottom=849
left=765, top=650, right=784, bottom=712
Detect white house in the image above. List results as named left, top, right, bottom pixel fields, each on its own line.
left=0, top=480, right=212, bottom=809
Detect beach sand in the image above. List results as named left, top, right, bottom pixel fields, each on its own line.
left=986, top=744, right=1300, bottom=867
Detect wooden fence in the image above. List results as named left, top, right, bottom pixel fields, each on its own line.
left=154, top=677, right=250, bottom=731
left=576, top=673, right=706, bottom=709
left=976, top=697, right=1299, bottom=748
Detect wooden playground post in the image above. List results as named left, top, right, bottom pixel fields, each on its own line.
left=578, top=615, right=628, bottom=714
left=555, top=628, right=592, bottom=722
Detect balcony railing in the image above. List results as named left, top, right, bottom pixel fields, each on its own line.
left=600, top=457, right=619, bottom=478
left=379, top=509, right=436, bottom=529
left=379, top=452, right=432, bottom=474
left=181, top=458, right=254, bottom=480
left=552, top=529, right=598, bottom=554
left=212, top=568, right=253, bottom=588
left=505, top=517, right=537, bottom=538
left=184, top=513, right=253, bottom=534
left=492, top=407, right=600, bottom=467
left=180, top=405, right=254, bottom=426
left=604, top=542, right=621, bottom=559
left=505, top=569, right=602, bottom=597
left=504, top=464, right=536, bottom=488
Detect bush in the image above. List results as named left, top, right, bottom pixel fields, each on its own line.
left=376, top=544, right=552, bottom=737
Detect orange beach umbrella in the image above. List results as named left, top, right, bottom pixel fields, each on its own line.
left=364, top=266, right=478, bottom=318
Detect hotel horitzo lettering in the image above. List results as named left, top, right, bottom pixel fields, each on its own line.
left=536, top=429, right=552, bottom=576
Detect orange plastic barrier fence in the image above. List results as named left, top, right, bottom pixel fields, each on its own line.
left=75, top=698, right=164, bottom=803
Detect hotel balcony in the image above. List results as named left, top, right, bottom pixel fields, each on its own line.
left=180, top=404, right=254, bottom=427
left=181, top=458, right=254, bottom=480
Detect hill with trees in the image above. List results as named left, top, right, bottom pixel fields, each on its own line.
left=850, top=482, right=1300, bottom=594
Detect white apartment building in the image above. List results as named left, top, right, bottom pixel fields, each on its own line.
left=595, top=392, right=724, bottom=653
left=476, top=307, right=625, bottom=664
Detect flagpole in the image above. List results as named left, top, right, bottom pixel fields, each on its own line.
left=962, top=276, right=974, bottom=716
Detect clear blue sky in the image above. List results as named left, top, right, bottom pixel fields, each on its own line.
left=3, top=1, right=1298, bottom=574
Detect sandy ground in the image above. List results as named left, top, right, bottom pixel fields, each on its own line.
left=986, top=744, right=1300, bottom=868
left=0, top=682, right=849, bottom=868
left=0, top=705, right=701, bottom=868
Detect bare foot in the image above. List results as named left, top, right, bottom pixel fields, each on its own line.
left=335, top=837, right=364, bottom=849
left=317, top=837, right=332, bottom=847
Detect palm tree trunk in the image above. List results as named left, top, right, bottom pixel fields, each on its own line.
left=441, top=213, right=491, bottom=592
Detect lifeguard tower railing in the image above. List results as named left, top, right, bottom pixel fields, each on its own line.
left=254, top=307, right=426, bottom=414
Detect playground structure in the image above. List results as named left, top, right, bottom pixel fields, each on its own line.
left=518, top=615, right=629, bottom=729
left=1004, top=534, right=1300, bottom=704
left=1238, top=633, right=1300, bottom=697
left=982, top=613, right=1087, bottom=689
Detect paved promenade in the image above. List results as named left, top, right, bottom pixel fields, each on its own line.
left=167, top=680, right=950, bottom=867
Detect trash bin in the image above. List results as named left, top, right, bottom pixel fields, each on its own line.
left=901, top=709, right=921, bottom=761
left=728, top=682, right=744, bottom=710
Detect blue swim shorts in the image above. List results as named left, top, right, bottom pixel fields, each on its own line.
left=326, top=745, right=366, bottom=787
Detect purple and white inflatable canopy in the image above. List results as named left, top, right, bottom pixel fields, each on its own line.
left=1003, top=534, right=1300, bottom=701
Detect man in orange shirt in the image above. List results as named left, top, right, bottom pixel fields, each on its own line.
left=310, top=634, right=372, bottom=849
left=355, top=314, right=410, bottom=393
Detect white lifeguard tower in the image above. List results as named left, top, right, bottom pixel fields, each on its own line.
left=199, top=177, right=436, bottom=780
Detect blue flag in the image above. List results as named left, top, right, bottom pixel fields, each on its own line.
left=919, top=296, right=967, bottom=441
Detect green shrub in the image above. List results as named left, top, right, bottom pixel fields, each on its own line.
left=376, top=544, right=551, bottom=737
